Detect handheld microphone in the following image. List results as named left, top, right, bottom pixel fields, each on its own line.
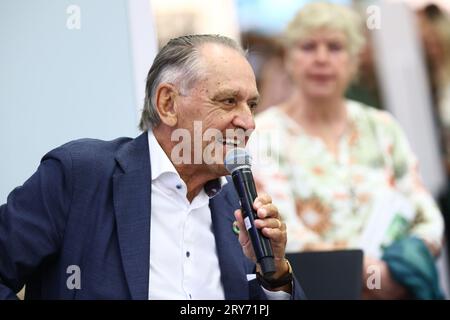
left=224, top=148, right=276, bottom=277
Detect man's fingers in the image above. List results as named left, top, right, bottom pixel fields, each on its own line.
left=253, top=193, right=272, bottom=209
left=256, top=203, right=279, bottom=219
left=261, top=226, right=287, bottom=252
left=234, top=209, right=250, bottom=246
left=234, top=209, right=243, bottom=224
left=261, top=226, right=283, bottom=238
left=254, top=217, right=284, bottom=230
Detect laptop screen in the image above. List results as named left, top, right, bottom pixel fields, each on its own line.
left=286, top=249, right=364, bottom=300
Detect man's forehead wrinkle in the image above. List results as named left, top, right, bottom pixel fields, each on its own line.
left=192, top=44, right=258, bottom=102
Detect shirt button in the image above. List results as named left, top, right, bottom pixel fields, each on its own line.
left=189, top=293, right=192, bottom=299
left=186, top=251, right=190, bottom=258
left=176, top=184, right=182, bottom=190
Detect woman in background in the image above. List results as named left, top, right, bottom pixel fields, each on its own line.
left=250, top=2, right=444, bottom=299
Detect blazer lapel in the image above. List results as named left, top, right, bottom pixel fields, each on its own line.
left=113, top=132, right=151, bottom=300
left=210, top=183, right=249, bottom=300
left=112, top=133, right=250, bottom=300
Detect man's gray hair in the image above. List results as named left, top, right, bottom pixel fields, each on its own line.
left=139, top=34, right=245, bottom=131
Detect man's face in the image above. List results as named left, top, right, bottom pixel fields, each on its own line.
left=172, top=43, right=259, bottom=177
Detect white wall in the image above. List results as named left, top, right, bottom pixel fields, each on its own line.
left=373, top=0, right=446, bottom=197
left=0, top=0, right=157, bottom=203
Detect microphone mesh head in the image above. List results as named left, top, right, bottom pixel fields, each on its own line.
left=224, top=148, right=252, bottom=174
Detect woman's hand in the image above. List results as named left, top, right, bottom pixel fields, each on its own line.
left=362, top=256, right=410, bottom=299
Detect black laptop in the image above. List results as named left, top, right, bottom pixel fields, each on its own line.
left=286, top=249, right=364, bottom=300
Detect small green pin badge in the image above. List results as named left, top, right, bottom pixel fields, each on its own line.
left=232, top=221, right=240, bottom=235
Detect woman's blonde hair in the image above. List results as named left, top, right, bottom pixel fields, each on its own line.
left=283, top=1, right=365, bottom=58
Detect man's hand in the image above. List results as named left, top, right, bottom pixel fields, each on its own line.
left=234, top=193, right=290, bottom=290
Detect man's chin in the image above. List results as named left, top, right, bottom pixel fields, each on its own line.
left=208, top=163, right=229, bottom=178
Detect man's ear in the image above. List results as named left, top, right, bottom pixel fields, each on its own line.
left=155, top=83, right=179, bottom=127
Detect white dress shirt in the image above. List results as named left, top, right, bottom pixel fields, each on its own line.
left=147, top=130, right=225, bottom=300
left=147, top=131, right=290, bottom=300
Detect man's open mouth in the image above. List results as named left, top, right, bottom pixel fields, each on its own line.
left=217, top=137, right=242, bottom=148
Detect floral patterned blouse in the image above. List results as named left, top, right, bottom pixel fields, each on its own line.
left=249, top=100, right=444, bottom=255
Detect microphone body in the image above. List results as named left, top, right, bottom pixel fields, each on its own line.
left=225, top=148, right=276, bottom=277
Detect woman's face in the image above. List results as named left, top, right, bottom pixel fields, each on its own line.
left=285, top=29, right=356, bottom=100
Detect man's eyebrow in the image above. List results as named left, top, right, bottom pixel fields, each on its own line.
left=211, top=89, right=240, bottom=99
left=249, top=94, right=260, bottom=103
left=212, top=90, right=260, bottom=102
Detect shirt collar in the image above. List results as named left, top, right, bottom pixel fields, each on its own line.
left=148, top=130, right=178, bottom=181
left=205, top=176, right=228, bottom=198
left=147, top=130, right=228, bottom=198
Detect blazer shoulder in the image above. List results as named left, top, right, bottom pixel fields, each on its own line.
left=42, top=137, right=133, bottom=175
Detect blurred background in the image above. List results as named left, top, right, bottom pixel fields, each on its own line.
left=1, top=0, right=450, bottom=298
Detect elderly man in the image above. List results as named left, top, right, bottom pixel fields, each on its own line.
left=0, top=35, right=304, bottom=300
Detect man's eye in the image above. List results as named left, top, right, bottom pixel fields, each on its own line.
left=222, top=98, right=236, bottom=105
left=249, top=102, right=258, bottom=111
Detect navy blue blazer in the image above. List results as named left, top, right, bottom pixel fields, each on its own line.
left=0, top=132, right=305, bottom=300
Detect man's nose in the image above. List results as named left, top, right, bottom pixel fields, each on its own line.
left=233, top=105, right=255, bottom=130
